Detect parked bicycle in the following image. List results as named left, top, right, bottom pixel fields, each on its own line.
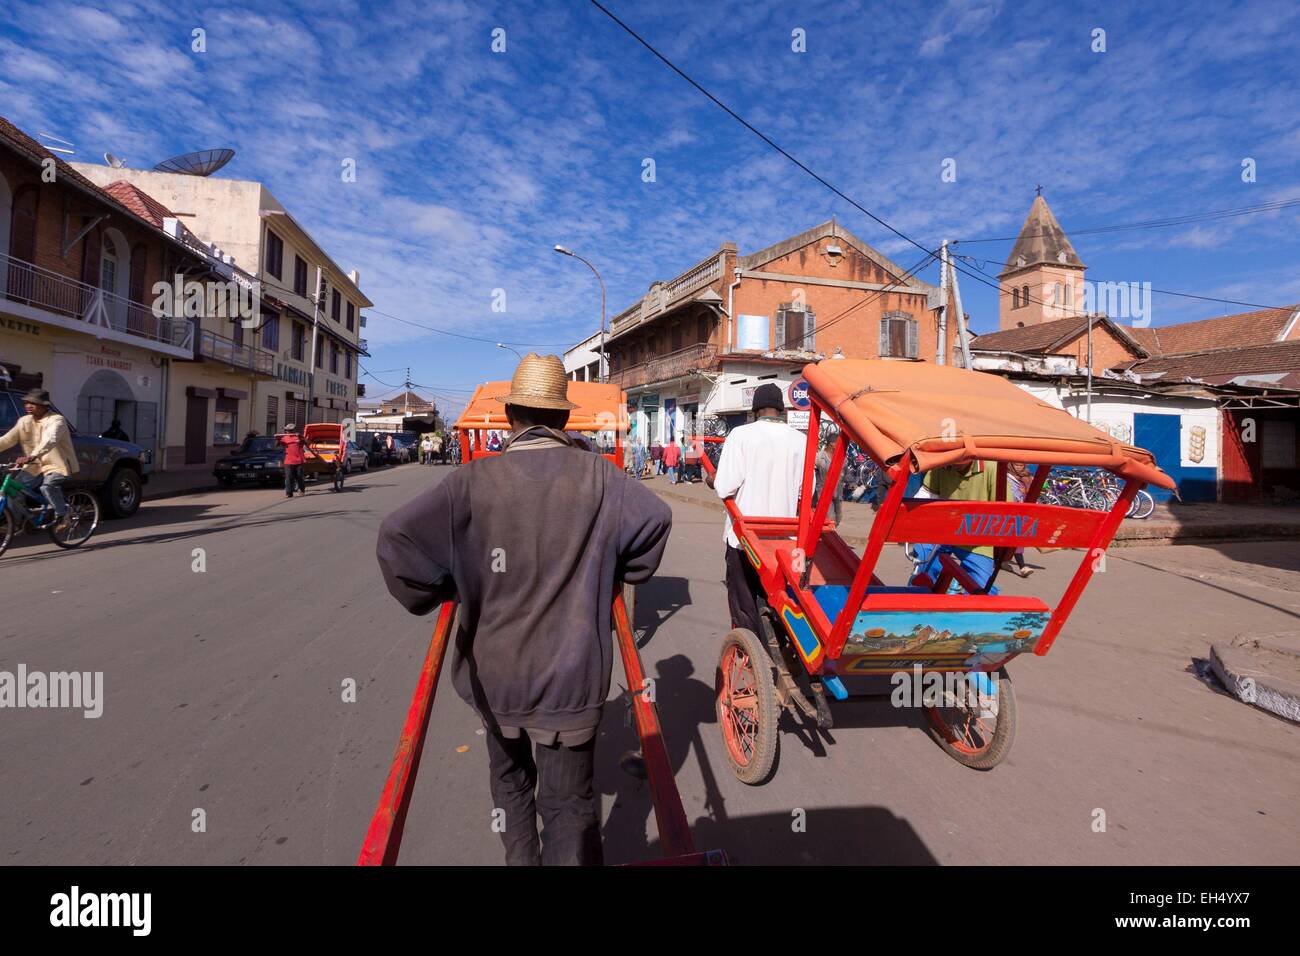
left=0, top=464, right=101, bottom=557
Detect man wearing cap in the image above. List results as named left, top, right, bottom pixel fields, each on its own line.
left=278, top=423, right=308, bottom=497
left=0, top=389, right=79, bottom=525
left=708, top=382, right=806, bottom=636
left=377, top=353, right=672, bottom=866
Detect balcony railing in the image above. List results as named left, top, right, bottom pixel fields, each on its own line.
left=608, top=342, right=717, bottom=390
left=198, top=329, right=275, bottom=375
left=1, top=251, right=193, bottom=351
left=610, top=250, right=726, bottom=337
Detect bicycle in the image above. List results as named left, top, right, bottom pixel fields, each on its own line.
left=0, top=464, right=100, bottom=558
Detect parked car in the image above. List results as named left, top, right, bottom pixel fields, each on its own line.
left=213, top=435, right=285, bottom=486
left=391, top=433, right=418, bottom=464
left=0, top=388, right=152, bottom=519
left=356, top=430, right=386, bottom=468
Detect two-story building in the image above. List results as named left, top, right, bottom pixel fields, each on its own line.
left=0, top=115, right=203, bottom=465
left=72, top=161, right=371, bottom=467
left=603, top=220, right=940, bottom=439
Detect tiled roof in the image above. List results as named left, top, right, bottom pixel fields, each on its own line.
left=1122, top=306, right=1298, bottom=357
left=0, top=114, right=160, bottom=232
left=971, top=314, right=1148, bottom=359
left=1129, top=339, right=1300, bottom=386
left=1000, top=196, right=1085, bottom=275
left=971, top=315, right=1091, bottom=352
left=376, top=391, right=436, bottom=410
left=99, top=180, right=176, bottom=228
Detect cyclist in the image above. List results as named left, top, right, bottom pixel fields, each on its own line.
left=0, top=389, right=77, bottom=529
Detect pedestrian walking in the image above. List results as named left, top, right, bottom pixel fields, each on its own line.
left=278, top=423, right=308, bottom=497
left=378, top=353, right=672, bottom=866
left=663, top=436, right=681, bottom=484
left=650, top=440, right=662, bottom=476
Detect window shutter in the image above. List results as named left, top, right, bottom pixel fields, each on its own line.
left=878, top=319, right=889, bottom=357
left=906, top=319, right=918, bottom=358
left=805, top=309, right=815, bottom=351
left=774, top=311, right=786, bottom=350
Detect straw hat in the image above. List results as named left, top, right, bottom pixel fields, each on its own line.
left=494, top=353, right=577, bottom=410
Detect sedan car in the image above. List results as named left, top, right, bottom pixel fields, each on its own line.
left=213, top=435, right=285, bottom=486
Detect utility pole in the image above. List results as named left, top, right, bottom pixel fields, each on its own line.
left=939, top=242, right=973, bottom=368
left=1086, top=314, right=1094, bottom=423
left=937, top=241, right=949, bottom=365
left=307, top=265, right=322, bottom=423
left=403, top=368, right=411, bottom=417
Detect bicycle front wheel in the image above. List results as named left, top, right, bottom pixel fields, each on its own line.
left=0, top=507, right=13, bottom=558
left=48, top=492, right=100, bottom=549
left=1130, top=489, right=1155, bottom=520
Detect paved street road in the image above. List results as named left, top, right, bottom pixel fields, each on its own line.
left=2, top=463, right=1297, bottom=865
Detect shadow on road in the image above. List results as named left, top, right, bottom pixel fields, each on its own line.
left=630, top=575, right=692, bottom=648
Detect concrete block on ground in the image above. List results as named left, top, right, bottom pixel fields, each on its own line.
left=1210, top=633, right=1300, bottom=724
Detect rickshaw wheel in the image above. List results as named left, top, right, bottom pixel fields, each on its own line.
left=716, top=628, right=778, bottom=785
left=923, top=667, right=1017, bottom=771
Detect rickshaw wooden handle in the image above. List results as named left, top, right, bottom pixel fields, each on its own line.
left=612, top=590, right=697, bottom=860
left=357, top=599, right=457, bottom=866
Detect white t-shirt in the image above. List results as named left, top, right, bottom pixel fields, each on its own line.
left=712, top=417, right=807, bottom=548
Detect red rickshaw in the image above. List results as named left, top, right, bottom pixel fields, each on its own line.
left=695, top=358, right=1176, bottom=780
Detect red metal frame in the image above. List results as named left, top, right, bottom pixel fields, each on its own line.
left=690, top=385, right=1149, bottom=677
left=358, top=592, right=717, bottom=865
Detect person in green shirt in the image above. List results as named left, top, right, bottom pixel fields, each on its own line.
left=909, top=460, right=1003, bottom=593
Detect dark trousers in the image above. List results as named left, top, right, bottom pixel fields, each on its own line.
left=725, top=544, right=765, bottom=635
left=284, top=464, right=306, bottom=496
left=485, top=730, right=602, bottom=866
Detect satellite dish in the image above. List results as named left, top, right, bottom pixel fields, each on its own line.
left=104, top=152, right=126, bottom=168
left=153, top=148, right=235, bottom=176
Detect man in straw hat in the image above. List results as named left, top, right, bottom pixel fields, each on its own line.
left=377, top=353, right=672, bottom=865
left=0, top=389, right=80, bottom=527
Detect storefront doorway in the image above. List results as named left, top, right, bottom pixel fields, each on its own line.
left=77, top=368, right=156, bottom=449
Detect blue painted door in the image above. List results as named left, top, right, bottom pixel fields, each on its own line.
left=1133, top=413, right=1215, bottom=502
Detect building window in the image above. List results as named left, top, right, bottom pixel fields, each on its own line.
left=1021, top=285, right=1029, bottom=305
left=213, top=397, right=238, bottom=445
left=265, top=231, right=284, bottom=280
left=331, top=289, right=341, bottom=322
left=261, top=310, right=280, bottom=351
left=292, top=321, right=306, bottom=361
left=330, top=342, right=340, bottom=374
left=1012, top=288, right=1021, bottom=309
left=345, top=351, right=352, bottom=379
left=294, top=256, right=308, bottom=296
left=346, top=301, right=355, bottom=331
left=879, top=311, right=918, bottom=359
left=315, top=340, right=324, bottom=368
left=266, top=395, right=278, bottom=436
left=697, top=315, right=710, bottom=342
left=776, top=303, right=816, bottom=351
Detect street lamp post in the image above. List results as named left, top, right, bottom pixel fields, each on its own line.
left=554, top=245, right=606, bottom=383
left=496, top=342, right=522, bottom=360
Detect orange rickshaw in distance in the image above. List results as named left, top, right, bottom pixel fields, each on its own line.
left=452, top=379, right=628, bottom=466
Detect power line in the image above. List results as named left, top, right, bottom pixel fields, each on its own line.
left=954, top=196, right=1300, bottom=245
left=587, top=2, right=1031, bottom=312
left=365, top=307, right=572, bottom=349
left=590, top=2, right=1293, bottom=322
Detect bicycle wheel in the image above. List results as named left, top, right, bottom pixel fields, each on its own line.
left=1080, top=485, right=1110, bottom=511
left=0, top=507, right=13, bottom=558
left=48, top=492, right=99, bottom=549
left=1131, top=489, right=1155, bottom=520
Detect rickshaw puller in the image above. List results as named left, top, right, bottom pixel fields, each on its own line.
left=377, top=353, right=672, bottom=866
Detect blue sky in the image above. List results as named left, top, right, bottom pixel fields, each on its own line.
left=2, top=0, right=1298, bottom=419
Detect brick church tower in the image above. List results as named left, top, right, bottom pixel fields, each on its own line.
left=998, top=194, right=1087, bottom=330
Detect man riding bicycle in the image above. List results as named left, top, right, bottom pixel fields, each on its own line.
left=0, top=389, right=78, bottom=529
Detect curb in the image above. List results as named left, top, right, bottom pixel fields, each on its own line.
left=1210, top=638, right=1300, bottom=724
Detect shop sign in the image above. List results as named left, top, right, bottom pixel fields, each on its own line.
left=1, top=317, right=41, bottom=336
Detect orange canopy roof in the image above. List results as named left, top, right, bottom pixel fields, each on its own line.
left=453, top=380, right=629, bottom=433
left=802, top=359, right=1176, bottom=490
